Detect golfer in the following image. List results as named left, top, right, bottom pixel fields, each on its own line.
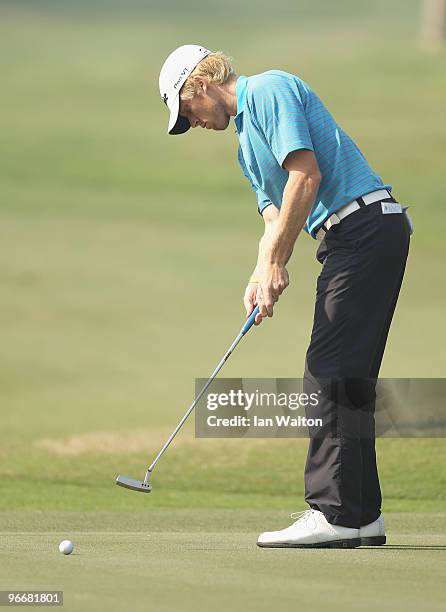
left=159, top=46, right=412, bottom=548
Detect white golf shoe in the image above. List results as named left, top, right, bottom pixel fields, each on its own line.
left=257, top=509, right=360, bottom=549
left=359, top=513, right=386, bottom=546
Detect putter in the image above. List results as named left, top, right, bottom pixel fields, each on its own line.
left=116, top=304, right=261, bottom=493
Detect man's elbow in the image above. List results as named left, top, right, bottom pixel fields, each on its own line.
left=309, top=169, right=322, bottom=188
left=286, top=167, right=322, bottom=192
left=283, top=150, right=322, bottom=188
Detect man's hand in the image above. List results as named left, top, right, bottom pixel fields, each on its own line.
left=243, top=262, right=289, bottom=325
left=256, top=261, right=289, bottom=319
left=243, top=281, right=261, bottom=324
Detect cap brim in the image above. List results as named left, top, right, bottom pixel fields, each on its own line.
left=167, top=94, right=190, bottom=135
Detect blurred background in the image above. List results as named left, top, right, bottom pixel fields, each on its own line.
left=1, top=0, right=445, bottom=513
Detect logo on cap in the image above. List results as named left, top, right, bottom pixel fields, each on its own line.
left=173, top=67, right=190, bottom=90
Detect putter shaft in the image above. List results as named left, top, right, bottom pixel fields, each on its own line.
left=147, top=332, right=243, bottom=473
left=117, top=305, right=260, bottom=492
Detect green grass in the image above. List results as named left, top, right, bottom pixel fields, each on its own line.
left=1, top=511, right=446, bottom=612
left=0, top=2, right=446, bottom=609
left=1, top=437, right=445, bottom=512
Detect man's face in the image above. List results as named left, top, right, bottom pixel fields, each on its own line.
left=179, top=81, right=231, bottom=131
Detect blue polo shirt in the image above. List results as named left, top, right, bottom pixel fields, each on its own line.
left=234, top=71, right=391, bottom=238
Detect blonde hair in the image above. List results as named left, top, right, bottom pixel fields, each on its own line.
left=180, top=52, right=235, bottom=100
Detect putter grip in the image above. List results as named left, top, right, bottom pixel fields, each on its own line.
left=241, top=305, right=260, bottom=335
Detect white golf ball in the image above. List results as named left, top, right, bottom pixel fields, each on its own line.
left=58, top=540, right=74, bottom=555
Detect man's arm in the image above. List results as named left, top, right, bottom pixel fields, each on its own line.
left=244, top=205, right=280, bottom=322
left=244, top=149, right=321, bottom=324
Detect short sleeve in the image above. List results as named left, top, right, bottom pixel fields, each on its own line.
left=237, top=145, right=272, bottom=213
left=256, top=188, right=273, bottom=214
left=249, top=74, right=314, bottom=167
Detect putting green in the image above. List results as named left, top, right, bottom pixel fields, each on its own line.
left=1, top=511, right=445, bottom=612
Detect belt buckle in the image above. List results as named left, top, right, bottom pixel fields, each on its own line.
left=327, top=212, right=340, bottom=229
left=316, top=211, right=341, bottom=241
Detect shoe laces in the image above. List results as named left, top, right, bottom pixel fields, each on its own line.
left=290, top=509, right=316, bottom=525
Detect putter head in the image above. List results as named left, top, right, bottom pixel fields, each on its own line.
left=115, top=475, right=152, bottom=493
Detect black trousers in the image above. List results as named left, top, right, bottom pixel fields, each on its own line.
left=303, top=199, right=410, bottom=528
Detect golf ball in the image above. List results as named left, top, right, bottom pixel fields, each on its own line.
left=58, top=540, right=74, bottom=555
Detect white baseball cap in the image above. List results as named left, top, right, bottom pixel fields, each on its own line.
left=159, top=44, right=212, bottom=135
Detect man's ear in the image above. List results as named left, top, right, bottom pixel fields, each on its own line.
left=195, top=77, right=208, bottom=95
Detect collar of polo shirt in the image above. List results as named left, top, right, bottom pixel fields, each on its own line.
left=234, top=75, right=248, bottom=133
